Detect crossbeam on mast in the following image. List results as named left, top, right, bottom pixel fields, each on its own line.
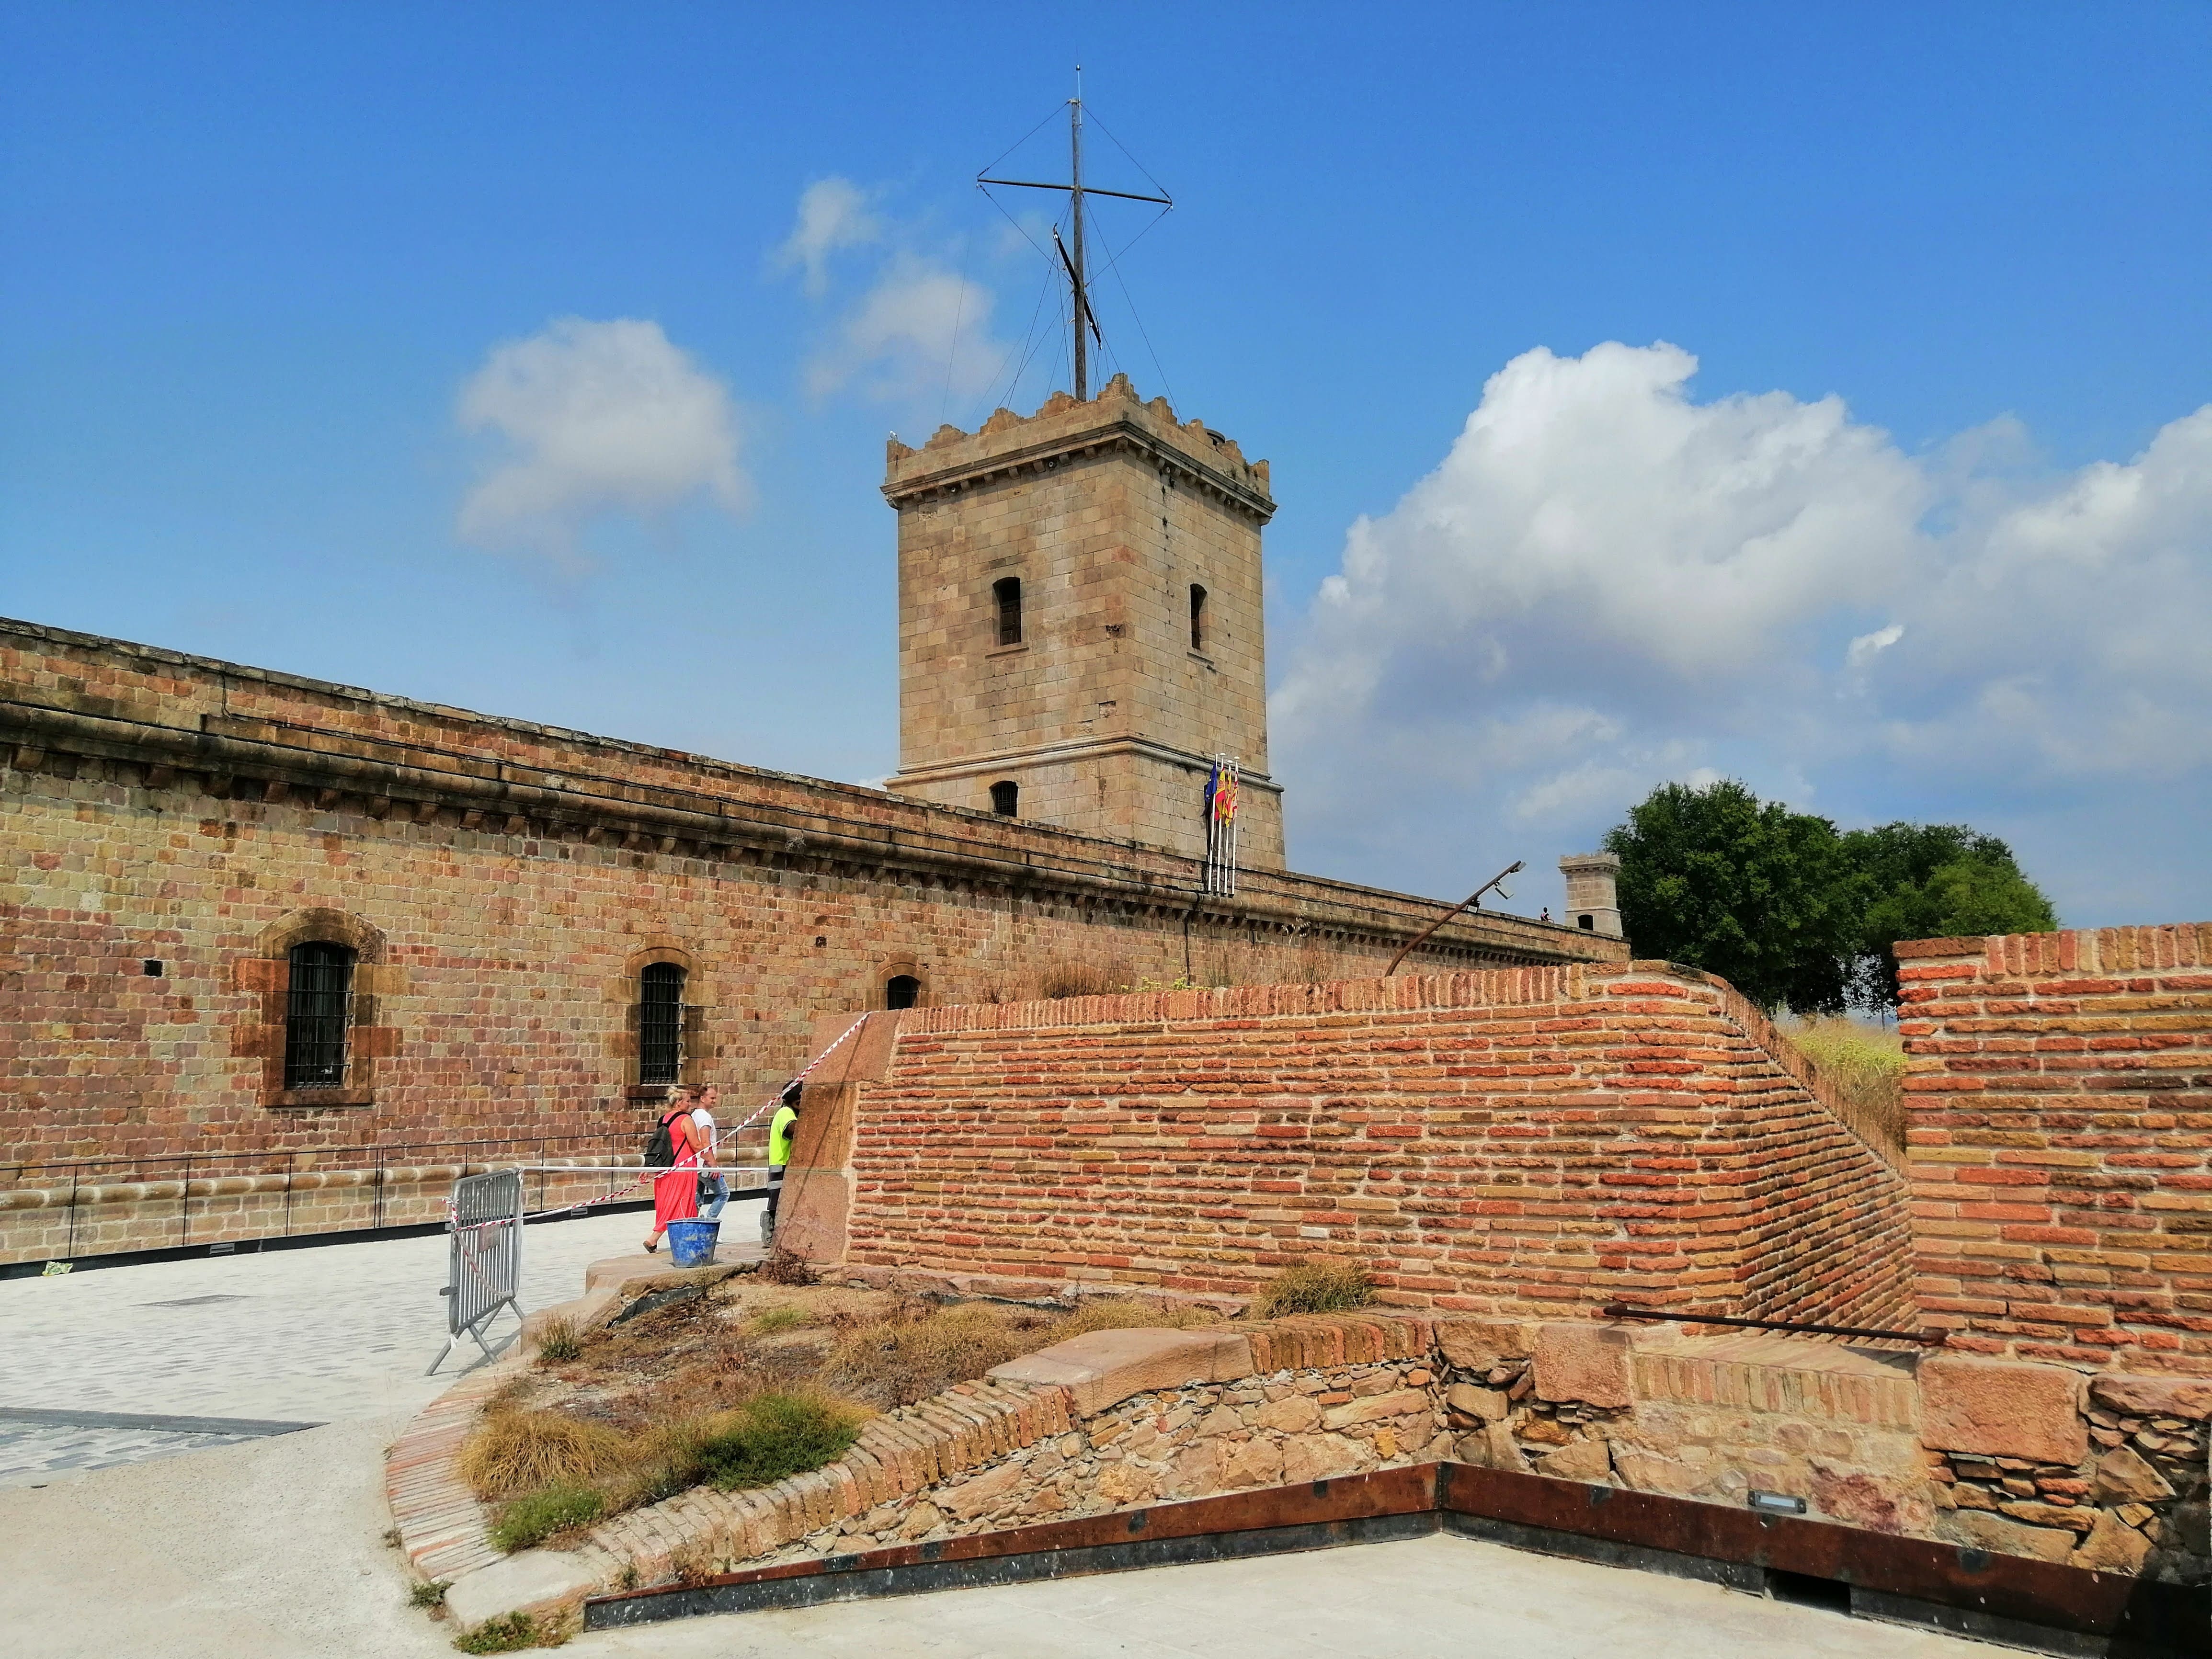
left=974, top=68, right=1171, bottom=401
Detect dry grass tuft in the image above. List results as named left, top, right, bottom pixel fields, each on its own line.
left=1036, top=958, right=1122, bottom=1000
left=532, top=1315, right=582, bottom=1364
left=1254, top=1260, right=1372, bottom=1318
left=1783, top=1016, right=1906, bottom=1151
left=822, top=1305, right=1032, bottom=1409
left=759, top=1247, right=819, bottom=1286
left=459, top=1408, right=629, bottom=1501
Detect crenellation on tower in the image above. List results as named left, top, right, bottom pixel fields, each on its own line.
left=883, top=373, right=1285, bottom=866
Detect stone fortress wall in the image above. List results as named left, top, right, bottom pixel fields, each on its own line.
left=0, top=617, right=1620, bottom=1243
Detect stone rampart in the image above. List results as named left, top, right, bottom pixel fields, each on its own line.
left=1898, top=924, right=2212, bottom=1368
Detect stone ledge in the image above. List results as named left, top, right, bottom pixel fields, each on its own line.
left=988, top=1328, right=1254, bottom=1416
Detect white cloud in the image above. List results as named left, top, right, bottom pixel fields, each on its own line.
left=1274, top=341, right=2212, bottom=918
left=1846, top=623, right=1904, bottom=668
left=803, top=251, right=1006, bottom=407
left=773, top=178, right=880, bottom=297
left=456, top=318, right=747, bottom=567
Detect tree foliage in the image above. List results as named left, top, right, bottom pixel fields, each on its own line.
left=1604, top=781, right=2057, bottom=1013
left=1842, top=821, right=2057, bottom=1007
left=1604, top=780, right=1859, bottom=1012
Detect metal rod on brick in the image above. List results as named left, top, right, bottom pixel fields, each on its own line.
left=1602, top=1304, right=1945, bottom=1347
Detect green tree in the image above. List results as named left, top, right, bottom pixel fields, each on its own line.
left=1842, top=822, right=2057, bottom=1007
left=1603, top=779, right=1861, bottom=1012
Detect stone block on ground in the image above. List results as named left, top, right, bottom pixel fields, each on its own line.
left=1533, top=1322, right=1632, bottom=1408
left=987, top=1327, right=1254, bottom=1417
left=1919, top=1355, right=2086, bottom=1465
left=443, top=1548, right=602, bottom=1633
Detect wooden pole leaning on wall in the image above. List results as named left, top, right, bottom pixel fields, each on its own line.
left=1384, top=861, right=1524, bottom=977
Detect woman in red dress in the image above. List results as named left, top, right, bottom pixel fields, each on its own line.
left=643, top=1091, right=701, bottom=1252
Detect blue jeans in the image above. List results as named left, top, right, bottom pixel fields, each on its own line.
left=698, top=1173, right=728, bottom=1221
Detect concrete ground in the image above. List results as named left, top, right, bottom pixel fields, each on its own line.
left=0, top=1213, right=1997, bottom=1659
left=0, top=1208, right=654, bottom=1486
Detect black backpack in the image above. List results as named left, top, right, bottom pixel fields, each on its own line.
left=642, top=1110, right=679, bottom=1169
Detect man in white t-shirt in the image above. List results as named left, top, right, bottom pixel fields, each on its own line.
left=691, top=1083, right=727, bottom=1221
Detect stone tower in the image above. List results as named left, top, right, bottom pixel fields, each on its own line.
left=1558, top=852, right=1623, bottom=938
left=882, top=374, right=1285, bottom=867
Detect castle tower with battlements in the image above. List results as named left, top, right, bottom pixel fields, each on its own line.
left=882, top=374, right=1285, bottom=867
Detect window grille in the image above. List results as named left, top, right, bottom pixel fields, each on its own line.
left=990, top=780, right=1019, bottom=817
left=283, top=941, right=354, bottom=1089
left=1189, top=584, right=1208, bottom=651
left=639, top=962, right=686, bottom=1085
left=993, top=577, right=1023, bottom=647
left=885, top=974, right=921, bottom=1010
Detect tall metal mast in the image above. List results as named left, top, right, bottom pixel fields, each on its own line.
left=1069, top=72, right=1088, bottom=400
left=979, top=69, right=1170, bottom=402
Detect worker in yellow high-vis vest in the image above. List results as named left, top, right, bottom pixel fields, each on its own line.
left=762, top=1081, right=799, bottom=1245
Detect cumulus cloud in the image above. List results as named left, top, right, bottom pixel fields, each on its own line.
left=772, top=179, right=1015, bottom=412
left=1273, top=341, right=2212, bottom=917
left=802, top=251, right=1005, bottom=405
left=773, top=178, right=880, bottom=296
left=456, top=318, right=747, bottom=566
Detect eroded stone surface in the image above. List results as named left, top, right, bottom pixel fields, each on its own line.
left=1533, top=1324, right=1632, bottom=1408
left=1938, top=1509, right=2075, bottom=1564
left=2070, top=1511, right=2155, bottom=1575
left=1919, top=1356, right=2086, bottom=1465
left=2088, top=1374, right=2212, bottom=1421
left=2092, top=1444, right=2174, bottom=1505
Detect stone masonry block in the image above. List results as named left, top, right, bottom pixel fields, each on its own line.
left=988, top=1328, right=1254, bottom=1418
left=1437, top=1319, right=1536, bottom=1371
left=1534, top=1323, right=1633, bottom=1408
left=1919, top=1355, right=2086, bottom=1464
left=2088, top=1372, right=2212, bottom=1421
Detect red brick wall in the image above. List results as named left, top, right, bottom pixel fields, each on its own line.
left=1899, top=923, right=2212, bottom=1369
left=840, top=966, right=1916, bottom=1326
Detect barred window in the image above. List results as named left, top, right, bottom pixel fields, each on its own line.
left=283, top=942, right=354, bottom=1089
left=1189, top=583, right=1208, bottom=651
left=639, top=962, right=686, bottom=1086
left=993, top=577, right=1023, bottom=647
left=990, top=780, right=1018, bottom=817
left=885, top=974, right=921, bottom=1010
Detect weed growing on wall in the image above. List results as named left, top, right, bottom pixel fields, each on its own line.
left=1255, top=1261, right=1372, bottom=1318
left=453, top=1610, right=559, bottom=1653
left=1782, top=1016, right=1905, bottom=1150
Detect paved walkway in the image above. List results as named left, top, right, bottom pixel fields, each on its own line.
left=0, top=1208, right=653, bottom=1487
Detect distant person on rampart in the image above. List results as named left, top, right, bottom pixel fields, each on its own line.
left=762, top=1081, right=799, bottom=1245
left=642, top=1087, right=702, bottom=1253
left=692, top=1082, right=727, bottom=1221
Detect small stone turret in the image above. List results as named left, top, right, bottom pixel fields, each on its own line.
left=1558, top=852, right=1622, bottom=938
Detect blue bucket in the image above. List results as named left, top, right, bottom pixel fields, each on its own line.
left=665, top=1218, right=719, bottom=1269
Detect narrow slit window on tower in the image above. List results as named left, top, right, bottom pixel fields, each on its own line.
left=885, top=974, right=921, bottom=1010
left=990, top=780, right=1019, bottom=817
left=639, top=961, right=686, bottom=1086
left=1189, top=584, right=1208, bottom=652
left=993, top=577, right=1023, bottom=647
left=283, top=941, right=354, bottom=1089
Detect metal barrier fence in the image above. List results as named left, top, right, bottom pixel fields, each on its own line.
left=427, top=1170, right=525, bottom=1375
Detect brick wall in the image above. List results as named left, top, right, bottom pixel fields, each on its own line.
left=822, top=965, right=1915, bottom=1328
left=1899, top=923, right=2212, bottom=1369
left=3, top=618, right=1619, bottom=1190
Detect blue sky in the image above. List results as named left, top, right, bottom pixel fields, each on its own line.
left=4, top=3, right=2208, bottom=924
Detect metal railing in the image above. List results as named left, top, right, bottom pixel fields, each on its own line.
left=1, top=1129, right=772, bottom=1261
